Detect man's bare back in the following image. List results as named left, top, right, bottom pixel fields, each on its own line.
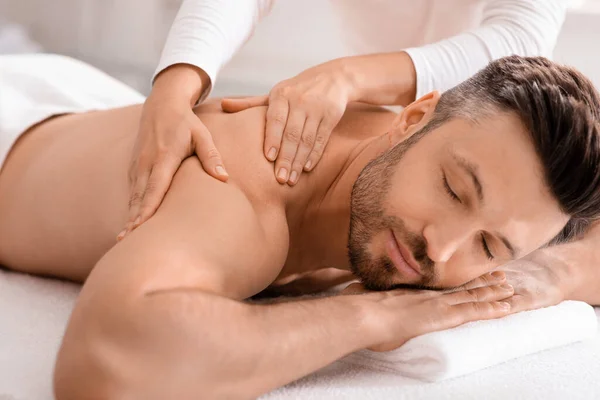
left=0, top=101, right=395, bottom=284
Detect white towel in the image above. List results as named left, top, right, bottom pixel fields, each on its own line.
left=340, top=300, right=598, bottom=382
left=0, top=54, right=144, bottom=168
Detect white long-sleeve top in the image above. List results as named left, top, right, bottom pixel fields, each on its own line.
left=156, top=0, right=568, bottom=100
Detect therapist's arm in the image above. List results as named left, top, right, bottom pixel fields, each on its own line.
left=122, top=0, right=275, bottom=239
left=401, top=0, right=567, bottom=99
left=351, top=0, right=567, bottom=104
left=222, top=0, right=567, bottom=186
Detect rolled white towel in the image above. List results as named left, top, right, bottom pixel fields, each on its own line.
left=340, top=300, right=598, bottom=382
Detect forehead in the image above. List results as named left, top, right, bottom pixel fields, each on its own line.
left=420, top=113, right=569, bottom=252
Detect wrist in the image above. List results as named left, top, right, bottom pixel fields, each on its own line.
left=339, top=292, right=389, bottom=349
left=333, top=57, right=362, bottom=103
left=526, top=248, right=579, bottom=301
left=336, top=52, right=417, bottom=106
left=152, top=63, right=211, bottom=107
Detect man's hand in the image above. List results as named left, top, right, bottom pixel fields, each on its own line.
left=119, top=65, right=229, bottom=240
left=221, top=59, right=356, bottom=186
left=342, top=272, right=514, bottom=352
left=495, top=257, right=567, bottom=313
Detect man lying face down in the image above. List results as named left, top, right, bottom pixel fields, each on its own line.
left=347, top=59, right=600, bottom=292
left=0, top=55, right=599, bottom=399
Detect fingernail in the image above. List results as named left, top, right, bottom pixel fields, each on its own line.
left=500, top=284, right=513, bottom=291
left=215, top=165, right=228, bottom=177
left=304, top=160, right=313, bottom=171
left=277, top=168, right=288, bottom=182
left=289, top=170, right=298, bottom=184
left=491, top=271, right=505, bottom=279
left=498, top=301, right=511, bottom=310
left=116, top=230, right=126, bottom=241
left=267, top=147, right=278, bottom=161
left=133, top=216, right=141, bottom=228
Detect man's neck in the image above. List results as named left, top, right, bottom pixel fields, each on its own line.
left=286, top=131, right=392, bottom=274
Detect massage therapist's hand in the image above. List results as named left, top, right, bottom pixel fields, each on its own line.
left=341, top=273, right=514, bottom=352
left=221, top=59, right=356, bottom=185
left=120, top=64, right=228, bottom=240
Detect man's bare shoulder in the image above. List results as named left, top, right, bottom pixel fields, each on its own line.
left=147, top=156, right=291, bottom=299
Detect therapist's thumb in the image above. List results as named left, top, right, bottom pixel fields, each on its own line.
left=221, top=95, right=269, bottom=113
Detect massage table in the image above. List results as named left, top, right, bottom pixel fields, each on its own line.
left=1, top=268, right=599, bottom=400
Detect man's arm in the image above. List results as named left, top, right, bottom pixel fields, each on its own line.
left=56, top=157, right=381, bottom=399
left=499, top=219, right=600, bottom=313
left=54, top=158, right=511, bottom=399
left=530, top=220, right=600, bottom=306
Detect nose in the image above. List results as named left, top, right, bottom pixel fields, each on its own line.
left=422, top=217, right=476, bottom=263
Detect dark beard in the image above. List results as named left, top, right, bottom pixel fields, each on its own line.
left=347, top=130, right=435, bottom=291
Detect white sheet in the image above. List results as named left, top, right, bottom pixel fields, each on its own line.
left=1, top=268, right=599, bottom=400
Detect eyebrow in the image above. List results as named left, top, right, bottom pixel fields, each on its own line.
left=450, top=151, right=519, bottom=259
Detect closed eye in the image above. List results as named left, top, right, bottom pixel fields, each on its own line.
left=443, top=172, right=461, bottom=203
left=481, top=233, right=494, bottom=261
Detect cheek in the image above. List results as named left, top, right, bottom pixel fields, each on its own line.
left=384, top=158, right=440, bottom=224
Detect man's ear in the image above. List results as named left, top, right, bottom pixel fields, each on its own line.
left=389, top=91, right=441, bottom=145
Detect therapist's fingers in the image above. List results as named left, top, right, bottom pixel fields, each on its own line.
left=287, top=117, right=320, bottom=185
left=134, top=154, right=182, bottom=228
left=221, top=95, right=269, bottom=113
left=264, top=96, right=290, bottom=162
left=303, top=114, right=338, bottom=172
left=191, top=121, right=229, bottom=183
left=120, top=164, right=151, bottom=240
left=274, top=110, right=306, bottom=184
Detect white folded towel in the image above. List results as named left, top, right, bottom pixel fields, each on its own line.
left=340, top=300, right=598, bottom=382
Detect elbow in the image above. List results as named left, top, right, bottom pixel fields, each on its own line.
left=53, top=337, right=124, bottom=400
left=53, top=339, right=244, bottom=400
left=52, top=295, right=242, bottom=399
left=52, top=296, right=145, bottom=400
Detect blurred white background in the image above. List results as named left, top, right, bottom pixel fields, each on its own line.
left=1, top=0, right=600, bottom=97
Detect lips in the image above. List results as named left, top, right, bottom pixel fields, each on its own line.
left=385, top=229, right=422, bottom=278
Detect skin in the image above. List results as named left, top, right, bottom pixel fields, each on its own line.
left=125, top=52, right=417, bottom=234
left=0, top=94, right=581, bottom=398
left=124, top=64, right=228, bottom=239
left=222, top=52, right=417, bottom=185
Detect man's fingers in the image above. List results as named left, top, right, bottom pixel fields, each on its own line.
left=264, top=97, right=290, bottom=162
left=502, top=293, right=559, bottom=314
left=287, top=117, right=320, bottom=185
left=444, top=300, right=512, bottom=328
left=191, top=123, right=229, bottom=182
left=274, top=110, right=306, bottom=184
left=444, top=283, right=514, bottom=305
left=502, top=294, right=529, bottom=314
left=221, top=95, right=269, bottom=113
left=445, top=271, right=506, bottom=293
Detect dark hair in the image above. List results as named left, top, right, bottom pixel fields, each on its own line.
left=421, top=56, right=600, bottom=243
